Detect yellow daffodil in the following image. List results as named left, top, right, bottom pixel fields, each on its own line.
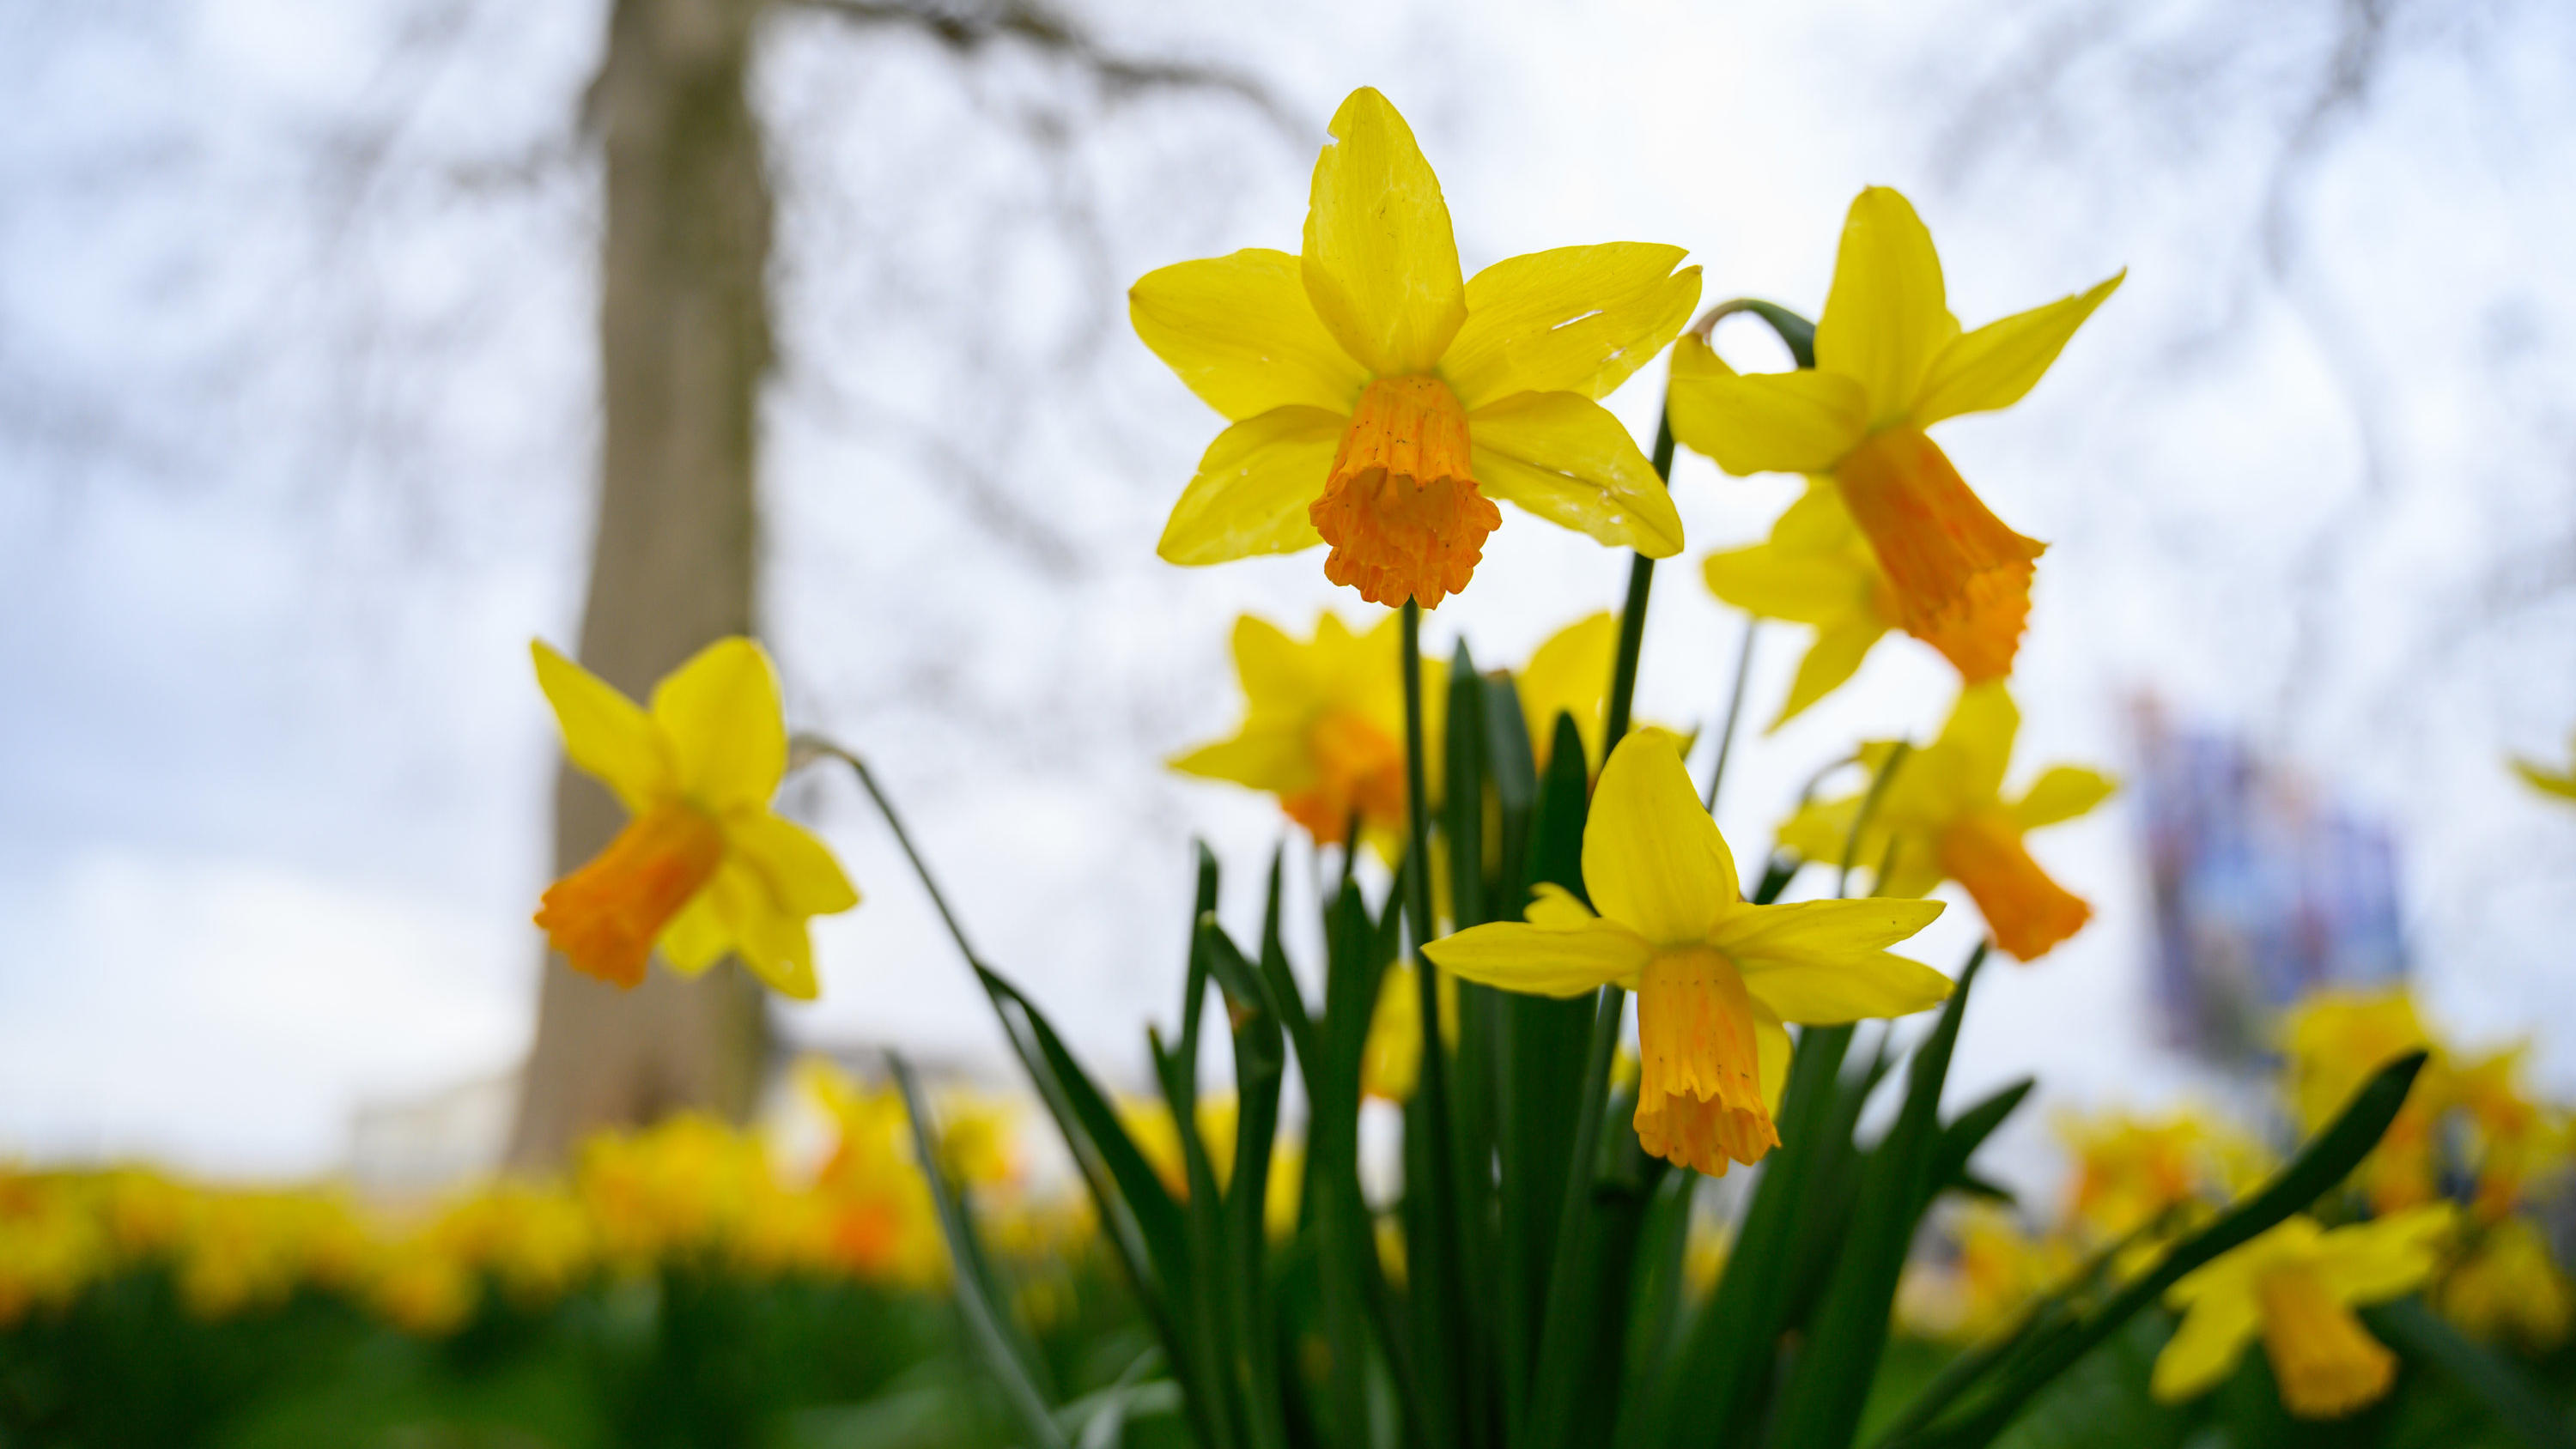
left=1897, top=1204, right=2073, bottom=1343
left=1424, top=731, right=1951, bottom=1176
left=2446, top=1047, right=2568, bottom=1222
left=1170, top=612, right=1439, bottom=851
left=1669, top=187, right=2120, bottom=680
left=2512, top=732, right=2576, bottom=802
left=1132, top=87, right=1696, bottom=608
left=531, top=637, right=859, bottom=1000
left=2059, top=1109, right=2272, bottom=1250
left=1780, top=684, right=2112, bottom=961
left=1701, top=479, right=1899, bottom=728
left=2439, top=1216, right=2573, bottom=1349
left=1514, top=612, right=1618, bottom=770
left=2281, top=986, right=2443, bottom=1215
left=2153, top=1206, right=2453, bottom=1419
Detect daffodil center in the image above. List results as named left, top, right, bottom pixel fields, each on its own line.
left=535, top=801, right=726, bottom=989
left=2255, top=1265, right=2396, bottom=1419
left=1279, top=708, right=1407, bottom=841
left=1311, top=375, right=1498, bottom=609
left=1631, top=946, right=1780, bottom=1177
left=1935, top=808, right=2090, bottom=962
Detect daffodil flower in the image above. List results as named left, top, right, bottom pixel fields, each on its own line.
left=2152, top=1206, right=2453, bottom=1420
left=531, top=638, right=859, bottom=1000
left=1131, top=87, right=1698, bottom=609
left=2281, top=987, right=2445, bottom=1215
left=1781, top=683, right=2111, bottom=961
left=2441, top=1047, right=2566, bottom=1222
left=2512, top=732, right=2576, bottom=802
left=1425, top=731, right=1951, bottom=1176
left=1170, top=611, right=1439, bottom=852
left=1701, top=479, right=1899, bottom=728
left=2438, top=1216, right=2573, bottom=1349
left=2057, top=1108, right=2269, bottom=1256
left=1669, top=187, right=2120, bottom=681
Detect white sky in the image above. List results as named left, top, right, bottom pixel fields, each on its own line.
left=3, top=0, right=2574, bottom=1186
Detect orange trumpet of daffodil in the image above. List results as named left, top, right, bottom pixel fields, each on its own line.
left=1782, top=683, right=2111, bottom=961
left=1170, top=611, right=1439, bottom=852
left=1701, top=479, right=1900, bottom=729
left=1669, top=187, right=2120, bottom=681
left=1132, top=87, right=1698, bottom=609
left=531, top=638, right=859, bottom=999
left=2152, top=1206, right=2453, bottom=1420
left=1425, top=731, right=1951, bottom=1176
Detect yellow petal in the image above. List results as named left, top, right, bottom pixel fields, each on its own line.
left=1231, top=615, right=1321, bottom=720
left=1584, top=731, right=1739, bottom=944
left=1424, top=918, right=1650, bottom=997
left=1441, top=244, right=1701, bottom=409
left=2512, top=757, right=2576, bottom=802
left=659, top=893, right=731, bottom=974
left=2316, top=1204, right=2455, bottom=1305
left=1666, top=343, right=1869, bottom=476
left=1468, top=391, right=1685, bottom=557
left=1515, top=612, right=1616, bottom=767
left=1771, top=617, right=1887, bottom=730
left=1814, top=186, right=1959, bottom=419
left=1130, top=248, right=1372, bottom=421
left=1736, top=948, right=1953, bottom=1026
left=1524, top=881, right=1596, bottom=930
left=724, top=810, right=860, bottom=917
left=1714, top=896, right=1947, bottom=967
left=1157, top=406, right=1346, bottom=565
left=1702, top=541, right=1867, bottom=625
left=1913, top=271, right=2123, bottom=427
left=532, top=640, right=673, bottom=812
left=2012, top=766, right=2117, bottom=830
left=2151, top=1291, right=2262, bottom=1404
left=1169, top=727, right=1313, bottom=794
left=1936, top=682, right=2020, bottom=806
left=708, top=860, right=818, bottom=1000
left=650, top=637, right=787, bottom=810
left=1300, top=88, right=1467, bottom=377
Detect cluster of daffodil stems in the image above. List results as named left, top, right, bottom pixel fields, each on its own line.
left=513, top=86, right=2575, bottom=1449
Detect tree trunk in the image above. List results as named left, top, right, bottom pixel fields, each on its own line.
left=508, top=0, right=774, bottom=1168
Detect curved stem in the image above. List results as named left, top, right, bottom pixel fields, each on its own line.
left=1689, top=297, right=1818, bottom=370
left=797, top=736, right=981, bottom=964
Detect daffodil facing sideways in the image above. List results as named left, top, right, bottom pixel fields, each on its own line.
left=1782, top=683, right=2111, bottom=961
left=1701, top=479, right=1899, bottom=728
left=531, top=638, right=860, bottom=1000
left=1425, top=731, right=1952, bottom=1176
left=2152, top=1206, right=2454, bottom=1420
left=1132, top=88, right=1698, bottom=609
left=1170, top=611, right=1439, bottom=852
left=1669, top=187, right=2121, bottom=681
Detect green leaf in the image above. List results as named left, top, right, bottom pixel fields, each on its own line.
left=1774, top=943, right=1990, bottom=1449
left=1201, top=917, right=1292, bottom=1449
left=1925, top=1078, right=2034, bottom=1213
left=887, top=1052, right=1072, bottom=1449
left=2367, top=1297, right=2576, bottom=1449
left=1881, top=1049, right=2433, bottom=1449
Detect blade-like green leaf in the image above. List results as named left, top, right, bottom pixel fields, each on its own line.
left=1773, top=943, right=1990, bottom=1449
left=888, top=1052, right=1072, bottom=1449
left=2366, top=1297, right=2576, bottom=1449
left=1925, top=1078, right=2034, bottom=1213
left=1202, top=917, right=1292, bottom=1449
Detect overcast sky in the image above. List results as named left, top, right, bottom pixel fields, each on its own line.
left=4, top=0, right=2573, bottom=1185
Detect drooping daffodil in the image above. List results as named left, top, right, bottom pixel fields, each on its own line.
left=1700, top=479, right=1899, bottom=729
left=2152, top=1207, right=2453, bottom=1420
left=532, top=638, right=859, bottom=999
left=1669, top=187, right=2120, bottom=682
left=1170, top=611, right=1438, bottom=853
left=1781, top=683, right=2111, bottom=961
left=1425, top=731, right=1951, bottom=1177
left=1132, top=87, right=1697, bottom=609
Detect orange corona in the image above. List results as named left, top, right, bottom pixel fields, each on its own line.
left=1835, top=427, right=2041, bottom=682
left=535, top=803, right=727, bottom=988
left=2256, top=1268, right=2398, bottom=1419
left=1311, top=376, right=1498, bottom=609
left=1937, top=808, right=2091, bottom=961
left=1633, top=947, right=1781, bottom=1176
left=1279, top=709, right=1408, bottom=841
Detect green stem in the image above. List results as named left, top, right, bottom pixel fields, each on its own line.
left=805, top=737, right=982, bottom=962
left=1601, top=403, right=1676, bottom=749
left=1400, top=599, right=1464, bottom=1449
left=1839, top=741, right=1912, bottom=899
left=1522, top=980, right=1626, bottom=1449
left=1702, top=619, right=1759, bottom=815
left=1693, top=298, right=1817, bottom=370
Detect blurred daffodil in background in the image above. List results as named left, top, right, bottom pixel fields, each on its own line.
left=2152, top=1206, right=2453, bottom=1419
left=532, top=637, right=859, bottom=999
left=1783, top=683, right=2112, bottom=961
left=1670, top=186, right=2119, bottom=682
left=1170, top=611, right=1436, bottom=854
left=1132, top=87, right=1696, bottom=607
left=1427, top=731, right=1950, bottom=1176
left=2282, top=987, right=2443, bottom=1215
